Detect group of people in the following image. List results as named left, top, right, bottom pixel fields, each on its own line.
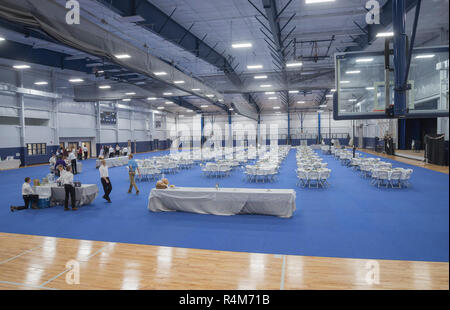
left=57, top=145, right=89, bottom=161
left=98, top=144, right=128, bottom=159
left=12, top=148, right=142, bottom=212
left=11, top=164, right=78, bottom=212
left=98, top=153, right=140, bottom=203
left=49, top=151, right=79, bottom=176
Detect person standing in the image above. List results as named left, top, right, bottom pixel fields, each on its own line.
left=115, top=144, right=120, bottom=157
left=54, top=156, right=67, bottom=177
left=78, top=146, right=83, bottom=161
left=57, top=165, right=77, bottom=211
left=68, top=150, right=78, bottom=175
left=123, top=146, right=128, bottom=156
left=10, top=177, right=38, bottom=212
left=104, top=145, right=109, bottom=159
left=109, top=145, right=114, bottom=158
left=83, top=144, right=88, bottom=160
left=99, top=159, right=112, bottom=203
left=127, top=154, right=140, bottom=194
left=49, top=154, right=57, bottom=174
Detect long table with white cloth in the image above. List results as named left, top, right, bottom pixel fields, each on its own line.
left=34, top=184, right=99, bottom=207
left=0, top=159, right=21, bottom=170
left=95, top=156, right=128, bottom=168
left=148, top=187, right=296, bottom=218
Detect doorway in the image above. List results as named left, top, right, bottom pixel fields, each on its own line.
left=404, top=118, right=437, bottom=150
left=81, top=141, right=92, bottom=158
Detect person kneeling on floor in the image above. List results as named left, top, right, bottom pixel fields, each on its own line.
left=10, top=177, right=39, bottom=212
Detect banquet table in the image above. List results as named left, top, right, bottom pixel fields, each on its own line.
left=96, top=156, right=128, bottom=168
left=34, top=184, right=99, bottom=207
left=0, top=159, right=21, bottom=170
left=148, top=187, right=296, bottom=218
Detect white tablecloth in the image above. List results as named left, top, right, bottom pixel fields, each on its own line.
left=0, top=159, right=21, bottom=170
left=34, top=184, right=98, bottom=207
left=96, top=156, right=128, bottom=168
left=148, top=187, right=296, bottom=218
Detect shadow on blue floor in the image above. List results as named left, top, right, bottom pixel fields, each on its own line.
left=0, top=149, right=448, bottom=262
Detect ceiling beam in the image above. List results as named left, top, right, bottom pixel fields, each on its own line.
left=346, top=0, right=419, bottom=52
left=96, top=0, right=259, bottom=114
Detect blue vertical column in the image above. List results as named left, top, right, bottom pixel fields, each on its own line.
left=228, top=111, right=232, bottom=148
left=393, top=0, right=407, bottom=149
left=318, top=112, right=321, bottom=144
left=201, top=114, right=205, bottom=146
left=287, top=103, right=291, bottom=146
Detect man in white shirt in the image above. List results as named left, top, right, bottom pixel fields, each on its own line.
left=82, top=145, right=88, bottom=160
left=10, top=177, right=38, bottom=212
left=57, top=166, right=77, bottom=211
left=123, top=147, right=128, bottom=156
left=99, top=159, right=112, bottom=203
left=49, top=154, right=57, bottom=173
left=109, top=145, right=114, bottom=158
left=68, top=150, right=78, bottom=175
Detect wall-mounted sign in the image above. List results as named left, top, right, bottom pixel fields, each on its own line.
left=100, top=111, right=117, bottom=125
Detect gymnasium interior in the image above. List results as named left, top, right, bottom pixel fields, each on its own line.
left=0, top=0, right=448, bottom=291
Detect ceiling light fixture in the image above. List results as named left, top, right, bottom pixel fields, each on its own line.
left=376, top=32, right=394, bottom=37
left=288, top=90, right=299, bottom=94
left=345, top=70, right=361, bottom=74
left=34, top=81, right=48, bottom=86
left=265, top=92, right=275, bottom=95
left=286, top=62, right=303, bottom=67
left=254, top=75, right=267, bottom=79
left=173, top=80, right=185, bottom=84
left=163, top=92, right=173, bottom=96
left=69, top=78, right=84, bottom=83
left=147, top=97, right=157, bottom=100
left=415, top=54, right=435, bottom=59
left=115, top=54, right=131, bottom=59
left=122, top=98, right=131, bottom=102
left=297, top=101, right=305, bottom=104
left=356, top=58, right=374, bottom=63
left=192, top=88, right=201, bottom=91
left=273, top=106, right=280, bottom=110
left=201, top=105, right=209, bottom=108
left=154, top=71, right=167, bottom=76
left=99, top=85, right=111, bottom=89
left=247, top=65, right=263, bottom=69
left=13, top=65, right=30, bottom=69
left=232, top=42, right=252, bottom=48
left=125, top=92, right=136, bottom=95
left=260, top=84, right=272, bottom=88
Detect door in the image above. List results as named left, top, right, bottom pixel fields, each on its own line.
left=67, top=142, right=78, bottom=153
left=82, top=141, right=91, bottom=158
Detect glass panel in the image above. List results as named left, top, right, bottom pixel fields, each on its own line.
left=408, top=49, right=449, bottom=114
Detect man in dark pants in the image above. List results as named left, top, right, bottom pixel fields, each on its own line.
left=57, top=166, right=77, bottom=211
left=10, top=177, right=39, bottom=212
left=99, top=159, right=112, bottom=203
left=69, top=150, right=77, bottom=175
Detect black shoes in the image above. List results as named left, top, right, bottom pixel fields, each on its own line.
left=10, top=206, right=15, bottom=212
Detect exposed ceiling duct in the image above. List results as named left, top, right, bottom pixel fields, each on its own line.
left=0, top=0, right=225, bottom=108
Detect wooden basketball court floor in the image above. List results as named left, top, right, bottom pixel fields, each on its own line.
left=0, top=152, right=448, bottom=290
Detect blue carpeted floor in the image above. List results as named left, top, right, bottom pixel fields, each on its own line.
left=0, top=149, right=448, bottom=262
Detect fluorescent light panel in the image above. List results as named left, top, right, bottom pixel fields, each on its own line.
left=265, top=92, right=275, bottom=95
left=288, top=90, right=299, bottom=94
left=247, top=65, right=263, bottom=69
left=286, top=62, right=303, bottom=67
left=254, top=75, right=267, bottom=79
left=173, top=80, right=185, bottom=84
left=163, top=92, right=173, bottom=96
left=125, top=92, right=136, bottom=95
left=99, top=85, right=111, bottom=89
left=306, top=0, right=335, bottom=3
left=356, top=58, right=374, bottom=63
left=69, top=78, right=84, bottom=83
left=415, top=54, right=435, bottom=59
left=34, top=81, right=48, bottom=85
left=232, top=42, right=252, bottom=48
left=13, top=65, right=30, bottom=69
left=376, top=32, right=394, bottom=37
left=260, top=84, right=272, bottom=88
left=346, top=70, right=361, bottom=74
left=115, top=54, right=131, bottom=59
left=154, top=71, right=167, bottom=76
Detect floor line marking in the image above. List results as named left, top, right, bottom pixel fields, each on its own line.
left=0, top=280, right=58, bottom=290
left=280, top=255, right=286, bottom=290
left=39, top=267, right=72, bottom=288
left=39, top=244, right=110, bottom=288
left=0, top=246, right=42, bottom=265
